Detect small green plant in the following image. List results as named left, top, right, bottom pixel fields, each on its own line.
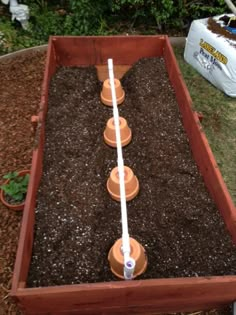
left=1, top=172, right=29, bottom=203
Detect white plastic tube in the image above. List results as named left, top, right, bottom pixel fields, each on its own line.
left=224, top=0, right=236, bottom=15
left=108, top=59, right=135, bottom=280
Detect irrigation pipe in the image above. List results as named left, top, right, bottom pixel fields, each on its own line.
left=224, top=0, right=236, bottom=15
left=108, top=59, right=135, bottom=280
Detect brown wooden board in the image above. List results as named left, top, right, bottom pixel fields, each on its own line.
left=96, top=65, right=131, bottom=82
left=163, top=39, right=236, bottom=243
left=52, top=36, right=165, bottom=66
left=11, top=35, right=236, bottom=315
left=14, top=277, right=236, bottom=314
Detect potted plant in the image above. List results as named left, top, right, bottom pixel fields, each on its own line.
left=0, top=170, right=30, bottom=211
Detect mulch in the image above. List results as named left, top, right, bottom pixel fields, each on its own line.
left=0, top=50, right=45, bottom=315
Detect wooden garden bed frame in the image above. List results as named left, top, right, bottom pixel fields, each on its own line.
left=11, top=35, right=236, bottom=315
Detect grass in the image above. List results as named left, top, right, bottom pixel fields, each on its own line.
left=174, top=47, right=236, bottom=205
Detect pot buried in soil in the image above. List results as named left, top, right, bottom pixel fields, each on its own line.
left=107, top=166, right=139, bottom=202
left=108, top=237, right=147, bottom=279
left=0, top=170, right=30, bottom=211
left=100, top=78, right=125, bottom=106
left=104, top=116, right=132, bottom=147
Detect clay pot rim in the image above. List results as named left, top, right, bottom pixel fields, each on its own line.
left=104, top=117, right=132, bottom=148
left=107, top=173, right=139, bottom=202
left=103, top=130, right=132, bottom=148
left=100, top=90, right=125, bottom=107
left=111, top=166, right=133, bottom=183
left=100, top=78, right=125, bottom=106
left=108, top=237, right=148, bottom=279
left=106, top=78, right=120, bottom=87
left=0, top=170, right=30, bottom=211
left=108, top=117, right=126, bottom=128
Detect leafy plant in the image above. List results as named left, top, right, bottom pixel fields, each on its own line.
left=185, top=0, right=227, bottom=21
left=0, top=172, right=29, bottom=203
left=26, top=5, right=65, bottom=41
left=110, top=0, right=227, bottom=31
left=68, top=0, right=109, bottom=35
left=0, top=0, right=229, bottom=52
left=0, top=20, right=17, bottom=54
left=0, top=19, right=43, bottom=55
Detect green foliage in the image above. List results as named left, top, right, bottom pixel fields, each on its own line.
left=0, top=20, right=17, bottom=54
left=67, top=0, right=110, bottom=35
left=110, top=0, right=228, bottom=30
left=150, top=0, right=177, bottom=29
left=29, top=7, right=65, bottom=40
left=20, top=0, right=110, bottom=41
left=0, top=19, right=43, bottom=55
left=1, top=172, right=29, bottom=203
left=185, top=0, right=227, bottom=20
left=0, top=0, right=230, bottom=52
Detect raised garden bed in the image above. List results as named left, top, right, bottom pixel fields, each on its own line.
left=11, top=36, right=236, bottom=315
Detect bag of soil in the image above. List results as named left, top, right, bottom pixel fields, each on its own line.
left=184, top=14, right=236, bottom=97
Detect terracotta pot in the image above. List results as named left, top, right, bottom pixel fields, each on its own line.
left=107, top=166, right=139, bottom=202
left=108, top=237, right=147, bottom=279
left=100, top=78, right=125, bottom=106
left=0, top=170, right=30, bottom=211
left=104, top=116, right=132, bottom=148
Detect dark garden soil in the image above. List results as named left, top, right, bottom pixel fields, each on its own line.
left=4, top=194, right=25, bottom=205
left=0, top=50, right=45, bottom=314
left=208, top=17, right=236, bottom=42
left=27, top=57, right=236, bottom=290
left=0, top=49, right=231, bottom=315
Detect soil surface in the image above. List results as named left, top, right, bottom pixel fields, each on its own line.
left=4, top=193, right=25, bottom=205
left=208, top=17, right=236, bottom=43
left=0, top=51, right=45, bottom=314
left=0, top=49, right=231, bottom=315
left=28, top=57, right=236, bottom=288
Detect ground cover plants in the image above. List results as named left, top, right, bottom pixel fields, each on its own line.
left=0, top=0, right=229, bottom=54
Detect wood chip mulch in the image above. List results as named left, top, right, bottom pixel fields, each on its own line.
left=0, top=50, right=46, bottom=315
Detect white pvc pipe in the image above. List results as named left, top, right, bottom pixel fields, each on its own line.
left=108, top=59, right=135, bottom=280
left=224, top=0, right=236, bottom=15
